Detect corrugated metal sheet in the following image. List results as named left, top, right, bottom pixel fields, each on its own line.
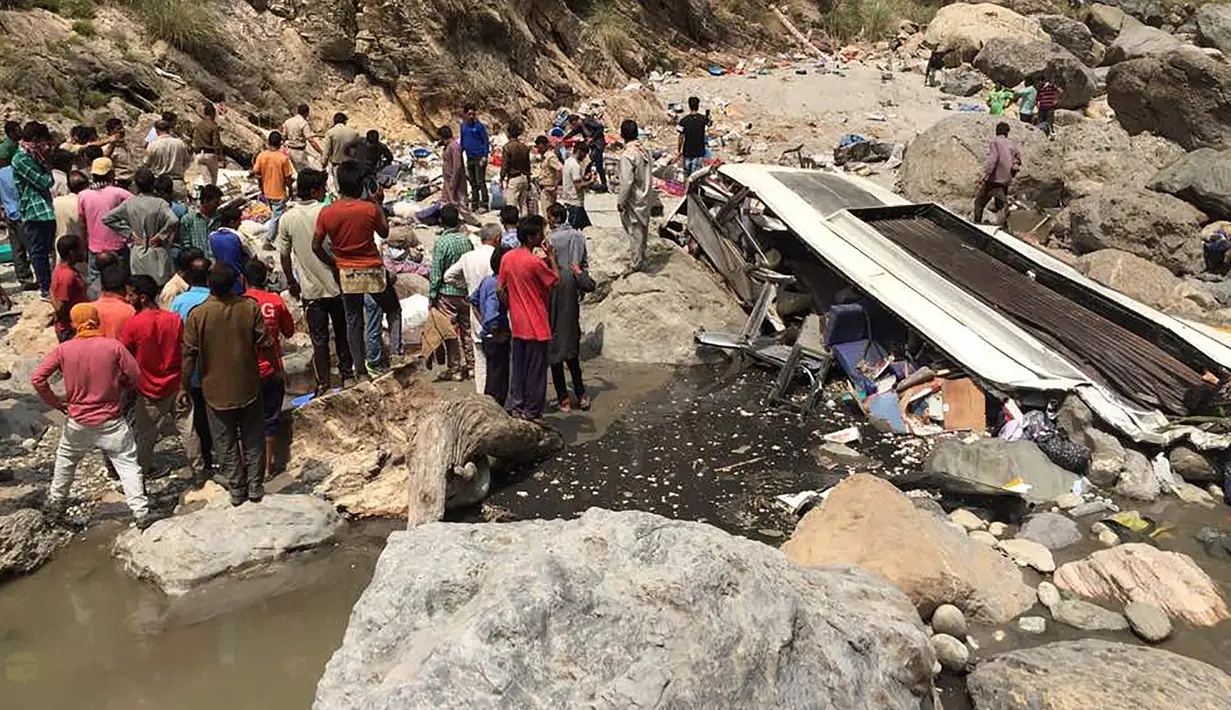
left=715, top=164, right=1231, bottom=445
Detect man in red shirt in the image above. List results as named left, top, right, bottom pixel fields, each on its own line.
left=50, top=234, right=88, bottom=342
left=32, top=303, right=163, bottom=529
left=120, top=274, right=201, bottom=480
left=497, top=215, right=559, bottom=419
left=93, top=261, right=135, bottom=338
left=243, top=260, right=295, bottom=480
left=313, top=160, right=402, bottom=379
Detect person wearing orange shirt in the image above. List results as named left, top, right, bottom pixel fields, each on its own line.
left=252, top=131, right=294, bottom=251
left=92, top=260, right=136, bottom=338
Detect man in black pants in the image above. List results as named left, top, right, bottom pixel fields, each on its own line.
left=278, top=168, right=355, bottom=393
left=182, top=263, right=271, bottom=505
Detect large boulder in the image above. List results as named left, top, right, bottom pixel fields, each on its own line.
left=1066, top=187, right=1207, bottom=275
left=1017, top=512, right=1082, bottom=550
left=0, top=509, right=70, bottom=578
left=901, top=114, right=1048, bottom=209
left=0, top=398, right=49, bottom=444
left=313, top=508, right=937, bottom=710
left=1054, top=543, right=1230, bottom=626
left=1037, top=14, right=1104, bottom=66
left=1108, top=51, right=1231, bottom=150
left=941, top=69, right=986, bottom=96
left=1085, top=2, right=1139, bottom=43
left=289, top=0, right=357, bottom=61
left=1194, top=3, right=1231, bottom=55
left=923, top=3, right=1046, bottom=61
left=1147, top=148, right=1231, bottom=222
left=113, top=494, right=343, bottom=595
left=782, top=474, right=1037, bottom=624
left=1104, top=24, right=1185, bottom=64
left=967, top=640, right=1231, bottom=709
left=1098, top=0, right=1167, bottom=27
left=1169, top=445, right=1222, bottom=482
left=901, top=114, right=1181, bottom=209
left=925, top=438, right=1079, bottom=504
left=1115, top=448, right=1161, bottom=500
left=973, top=38, right=1098, bottom=109
left=581, top=241, right=745, bottom=365
left=1074, top=250, right=1218, bottom=318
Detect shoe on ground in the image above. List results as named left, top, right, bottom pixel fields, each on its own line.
left=20, top=282, right=39, bottom=292
left=230, top=495, right=248, bottom=507
left=365, top=361, right=389, bottom=379
left=134, top=510, right=170, bottom=530
left=143, top=466, right=172, bottom=480
left=558, top=397, right=572, bottom=413
left=578, top=393, right=591, bottom=411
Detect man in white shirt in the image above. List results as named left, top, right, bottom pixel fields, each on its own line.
left=276, top=168, right=354, bottom=392
left=560, top=142, right=593, bottom=230
left=144, top=120, right=191, bottom=200
left=443, top=224, right=500, bottom=394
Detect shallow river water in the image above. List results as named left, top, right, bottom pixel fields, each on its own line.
left=3, top=364, right=1231, bottom=709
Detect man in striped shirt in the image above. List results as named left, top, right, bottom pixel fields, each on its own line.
left=1036, top=79, right=1062, bottom=137
left=429, top=204, right=475, bottom=380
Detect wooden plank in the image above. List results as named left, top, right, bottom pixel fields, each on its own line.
left=942, top=378, right=987, bottom=432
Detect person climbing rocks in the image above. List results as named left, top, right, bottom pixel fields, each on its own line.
left=972, top=121, right=1021, bottom=226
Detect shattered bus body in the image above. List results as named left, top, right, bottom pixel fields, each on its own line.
left=681, top=164, right=1231, bottom=449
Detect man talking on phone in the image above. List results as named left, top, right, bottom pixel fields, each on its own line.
left=676, top=97, right=712, bottom=177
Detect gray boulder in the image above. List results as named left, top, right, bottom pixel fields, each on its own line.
left=1085, top=429, right=1126, bottom=486
left=1038, top=14, right=1103, bottom=66
left=1147, top=148, right=1231, bottom=222
left=931, top=633, right=969, bottom=672
left=0, top=399, right=49, bottom=444
left=1108, top=51, right=1231, bottom=150
left=1017, top=512, right=1082, bottom=550
left=967, top=640, right=1231, bottom=709
left=313, top=509, right=937, bottom=710
left=1067, top=187, right=1207, bottom=275
left=973, top=38, right=1098, bottom=109
left=1195, top=3, right=1231, bottom=55
left=1115, top=449, right=1161, bottom=500
left=1085, top=2, right=1139, bottom=43
left=1098, top=0, right=1166, bottom=27
left=1, top=509, right=70, bottom=578
left=901, top=113, right=1182, bottom=210
left=1055, top=394, right=1093, bottom=443
left=1051, top=598, right=1130, bottom=630
left=941, top=70, right=985, bottom=97
left=114, top=494, right=342, bottom=595
left=925, top=438, right=1078, bottom=504
left=1104, top=24, right=1185, bottom=64
left=1125, top=601, right=1172, bottom=642
left=1169, top=445, right=1221, bottom=482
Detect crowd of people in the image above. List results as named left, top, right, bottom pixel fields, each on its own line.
left=2, top=97, right=713, bottom=528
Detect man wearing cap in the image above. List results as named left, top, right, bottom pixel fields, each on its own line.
left=78, top=157, right=133, bottom=295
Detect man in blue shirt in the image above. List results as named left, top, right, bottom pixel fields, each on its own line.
left=206, top=205, right=249, bottom=294
left=0, top=157, right=35, bottom=291
left=169, top=255, right=215, bottom=478
left=468, top=246, right=510, bottom=406
left=459, top=107, right=490, bottom=212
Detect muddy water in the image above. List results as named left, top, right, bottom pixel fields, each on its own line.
left=4, top=360, right=1231, bottom=709
left=0, top=520, right=396, bottom=710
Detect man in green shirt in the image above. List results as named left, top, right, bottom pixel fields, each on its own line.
left=177, top=183, right=222, bottom=257
left=987, top=85, right=1014, bottom=117
left=0, top=121, right=20, bottom=164
left=428, top=204, right=474, bottom=380
left=1015, top=77, right=1039, bottom=124
left=10, top=121, right=57, bottom=297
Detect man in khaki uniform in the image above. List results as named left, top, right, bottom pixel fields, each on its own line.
left=321, top=112, right=360, bottom=193
left=282, top=104, right=321, bottom=172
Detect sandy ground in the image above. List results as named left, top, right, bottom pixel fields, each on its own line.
left=656, top=61, right=956, bottom=188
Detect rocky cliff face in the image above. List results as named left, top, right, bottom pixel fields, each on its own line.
left=0, top=0, right=777, bottom=155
